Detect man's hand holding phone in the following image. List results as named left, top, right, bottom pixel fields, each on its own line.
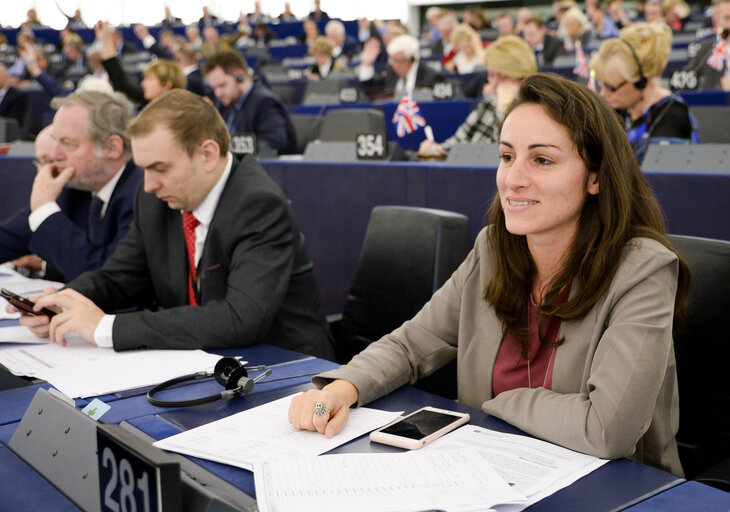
left=5, top=286, right=59, bottom=338
left=29, top=163, right=75, bottom=212
left=6, top=287, right=104, bottom=346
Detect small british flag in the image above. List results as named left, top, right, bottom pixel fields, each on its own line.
left=573, top=41, right=589, bottom=80
left=392, top=89, right=427, bottom=138
left=706, top=36, right=728, bottom=72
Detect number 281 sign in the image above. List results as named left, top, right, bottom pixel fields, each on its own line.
left=97, top=425, right=180, bottom=512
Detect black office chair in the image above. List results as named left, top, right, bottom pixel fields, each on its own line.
left=668, top=234, right=730, bottom=488
left=289, top=113, right=321, bottom=154
left=317, top=108, right=386, bottom=142
left=270, top=83, right=298, bottom=105
left=331, top=206, right=472, bottom=398
left=692, top=106, right=730, bottom=143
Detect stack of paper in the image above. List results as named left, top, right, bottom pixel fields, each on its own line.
left=421, top=425, right=609, bottom=505
left=0, top=338, right=222, bottom=398
left=254, top=449, right=529, bottom=512
left=153, top=393, right=608, bottom=512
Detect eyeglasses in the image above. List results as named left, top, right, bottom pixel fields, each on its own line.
left=600, top=80, right=628, bottom=92
left=32, top=158, right=54, bottom=168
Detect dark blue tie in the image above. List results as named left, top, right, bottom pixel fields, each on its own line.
left=88, top=196, right=104, bottom=243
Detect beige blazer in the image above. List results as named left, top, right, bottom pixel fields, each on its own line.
left=316, top=227, right=683, bottom=476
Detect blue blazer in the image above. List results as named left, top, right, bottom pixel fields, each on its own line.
left=220, top=83, right=298, bottom=155
left=0, top=161, right=143, bottom=281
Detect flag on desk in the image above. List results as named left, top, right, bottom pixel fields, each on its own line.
left=392, top=89, right=427, bottom=138
left=706, top=36, right=728, bottom=71
left=573, top=41, right=589, bottom=80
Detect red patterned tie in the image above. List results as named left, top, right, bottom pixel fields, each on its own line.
left=182, top=211, right=200, bottom=306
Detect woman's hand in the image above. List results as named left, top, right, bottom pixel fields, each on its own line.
left=288, top=380, right=359, bottom=438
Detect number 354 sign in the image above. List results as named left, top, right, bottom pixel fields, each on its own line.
left=97, top=424, right=181, bottom=512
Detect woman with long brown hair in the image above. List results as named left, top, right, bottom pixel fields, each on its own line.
left=289, top=73, right=689, bottom=476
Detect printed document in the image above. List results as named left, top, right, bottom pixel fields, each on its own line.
left=0, top=338, right=221, bottom=398
left=254, top=448, right=530, bottom=512
left=0, top=325, right=51, bottom=344
left=422, top=425, right=609, bottom=504
left=154, top=394, right=402, bottom=471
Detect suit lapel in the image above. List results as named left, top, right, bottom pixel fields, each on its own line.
left=167, top=209, right=189, bottom=306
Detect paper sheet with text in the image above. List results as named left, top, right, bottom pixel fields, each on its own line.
left=154, top=394, right=403, bottom=471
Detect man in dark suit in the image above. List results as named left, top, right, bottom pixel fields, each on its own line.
left=359, top=34, right=442, bottom=98
left=0, top=63, right=29, bottom=133
left=52, top=34, right=89, bottom=85
left=0, top=90, right=142, bottom=282
left=133, top=24, right=174, bottom=60
left=22, top=90, right=336, bottom=360
left=685, top=0, right=729, bottom=91
left=175, top=42, right=207, bottom=96
left=522, top=17, right=564, bottom=67
left=204, top=51, right=297, bottom=155
left=325, top=19, right=360, bottom=60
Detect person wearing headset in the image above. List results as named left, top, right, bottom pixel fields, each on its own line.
left=204, top=51, right=297, bottom=155
left=590, top=22, right=698, bottom=163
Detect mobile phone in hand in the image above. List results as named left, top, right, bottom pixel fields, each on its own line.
left=0, top=288, right=56, bottom=317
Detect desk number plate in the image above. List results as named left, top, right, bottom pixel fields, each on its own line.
left=98, top=424, right=181, bottom=512
left=356, top=133, right=387, bottom=160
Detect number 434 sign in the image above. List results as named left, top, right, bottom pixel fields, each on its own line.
left=97, top=424, right=181, bottom=512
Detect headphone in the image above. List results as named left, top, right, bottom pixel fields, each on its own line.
left=623, top=40, right=647, bottom=90
left=146, top=356, right=321, bottom=408
left=147, top=357, right=271, bottom=408
left=235, top=73, right=245, bottom=83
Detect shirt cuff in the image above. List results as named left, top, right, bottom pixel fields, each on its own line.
left=142, top=35, right=155, bottom=49
left=28, top=202, right=61, bottom=232
left=358, top=64, right=375, bottom=82
left=93, top=314, right=115, bottom=348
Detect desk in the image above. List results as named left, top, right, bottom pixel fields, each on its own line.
left=624, top=480, right=730, bottom=511
left=3, top=353, right=730, bottom=511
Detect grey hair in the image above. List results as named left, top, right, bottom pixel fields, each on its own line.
left=51, top=90, right=134, bottom=158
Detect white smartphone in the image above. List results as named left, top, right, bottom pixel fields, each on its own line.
left=369, top=406, right=470, bottom=450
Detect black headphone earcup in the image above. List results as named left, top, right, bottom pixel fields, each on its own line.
left=214, top=357, right=243, bottom=386
left=635, top=77, right=647, bottom=90
left=236, top=74, right=244, bottom=82
left=226, top=365, right=253, bottom=392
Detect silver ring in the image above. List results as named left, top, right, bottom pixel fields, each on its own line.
left=314, top=400, right=330, bottom=416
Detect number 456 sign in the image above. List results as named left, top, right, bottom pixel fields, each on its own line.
left=97, top=424, right=181, bottom=512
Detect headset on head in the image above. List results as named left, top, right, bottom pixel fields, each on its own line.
left=146, top=357, right=271, bottom=408
left=622, top=39, right=647, bottom=90
left=235, top=73, right=245, bottom=83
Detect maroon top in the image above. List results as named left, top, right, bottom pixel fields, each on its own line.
left=492, top=287, right=570, bottom=397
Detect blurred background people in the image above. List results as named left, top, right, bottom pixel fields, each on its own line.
left=591, top=22, right=698, bottom=162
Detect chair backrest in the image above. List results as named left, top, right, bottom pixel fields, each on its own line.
left=668, top=234, right=730, bottom=479
left=270, top=83, right=298, bottom=105
left=290, top=113, right=322, bottom=154
left=7, top=140, right=35, bottom=157
left=317, top=108, right=386, bottom=142
left=692, top=107, right=730, bottom=144
left=446, top=143, right=501, bottom=166
left=301, top=79, right=366, bottom=106
left=338, top=206, right=472, bottom=365
left=0, top=117, right=21, bottom=143
left=641, top=143, right=730, bottom=173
